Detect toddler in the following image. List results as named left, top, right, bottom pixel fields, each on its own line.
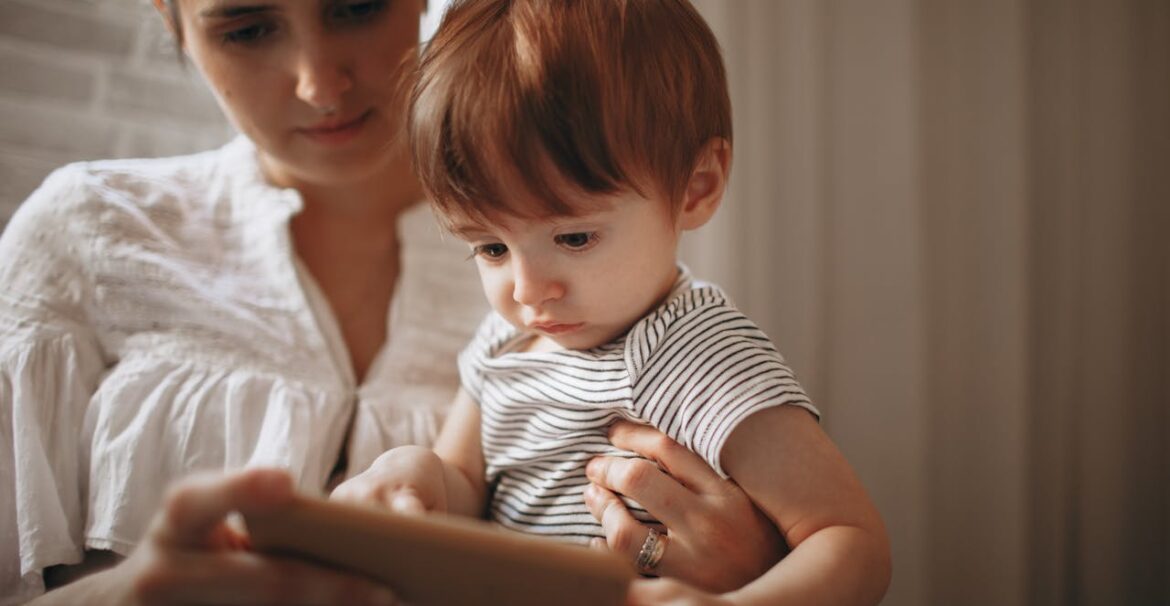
left=337, top=1, right=890, bottom=602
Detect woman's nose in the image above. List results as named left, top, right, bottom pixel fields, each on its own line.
left=294, top=42, right=353, bottom=112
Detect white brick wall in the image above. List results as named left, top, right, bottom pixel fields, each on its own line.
left=0, top=0, right=235, bottom=230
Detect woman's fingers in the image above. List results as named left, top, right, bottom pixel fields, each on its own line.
left=599, top=422, right=787, bottom=593
left=587, top=456, right=783, bottom=593
left=583, top=483, right=675, bottom=579
left=583, top=483, right=642, bottom=554
left=585, top=455, right=696, bottom=531
left=156, top=468, right=294, bottom=549
left=128, top=469, right=397, bottom=606
left=607, top=420, right=726, bottom=495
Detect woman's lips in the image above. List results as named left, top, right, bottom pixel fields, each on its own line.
left=297, top=110, right=372, bottom=145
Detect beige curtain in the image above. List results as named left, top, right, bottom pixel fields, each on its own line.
left=687, top=1, right=1168, bottom=604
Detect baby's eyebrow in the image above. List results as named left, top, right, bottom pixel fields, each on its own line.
left=447, top=224, right=492, bottom=240
left=541, top=209, right=614, bottom=226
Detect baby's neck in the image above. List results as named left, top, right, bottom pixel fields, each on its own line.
left=519, top=334, right=563, bottom=354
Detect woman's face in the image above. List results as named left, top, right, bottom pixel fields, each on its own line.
left=166, top=0, right=423, bottom=188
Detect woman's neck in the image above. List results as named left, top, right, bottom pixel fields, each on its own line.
left=293, top=182, right=413, bottom=250
left=259, top=154, right=421, bottom=382
left=256, top=148, right=422, bottom=242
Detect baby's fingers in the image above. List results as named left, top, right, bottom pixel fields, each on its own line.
left=331, top=480, right=428, bottom=516
left=329, top=476, right=383, bottom=506
left=389, top=490, right=427, bottom=515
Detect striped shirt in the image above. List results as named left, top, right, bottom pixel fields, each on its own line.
left=457, top=267, right=818, bottom=543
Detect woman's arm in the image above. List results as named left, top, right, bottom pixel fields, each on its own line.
left=30, top=469, right=398, bottom=606
left=584, top=421, right=786, bottom=592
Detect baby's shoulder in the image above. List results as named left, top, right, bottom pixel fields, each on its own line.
left=637, top=282, right=760, bottom=339
left=624, top=283, right=779, bottom=379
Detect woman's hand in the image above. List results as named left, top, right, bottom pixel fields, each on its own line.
left=584, top=421, right=786, bottom=593
left=34, top=468, right=397, bottom=606
left=331, top=445, right=449, bottom=515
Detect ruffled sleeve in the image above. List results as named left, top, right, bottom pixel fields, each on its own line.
left=0, top=166, right=106, bottom=602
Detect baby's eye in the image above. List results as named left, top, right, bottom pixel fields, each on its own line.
left=473, top=243, right=509, bottom=259
left=554, top=232, right=597, bottom=250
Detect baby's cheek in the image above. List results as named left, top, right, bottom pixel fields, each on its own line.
left=479, top=272, right=510, bottom=306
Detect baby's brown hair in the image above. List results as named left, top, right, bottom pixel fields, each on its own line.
left=410, top=0, right=732, bottom=224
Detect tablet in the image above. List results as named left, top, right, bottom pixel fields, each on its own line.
left=243, top=496, right=633, bottom=606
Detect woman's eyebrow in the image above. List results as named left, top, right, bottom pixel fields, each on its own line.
left=198, top=2, right=277, bottom=19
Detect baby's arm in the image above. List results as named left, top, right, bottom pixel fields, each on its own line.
left=710, top=406, right=891, bottom=605
left=331, top=389, right=486, bottom=519
left=432, top=388, right=488, bottom=516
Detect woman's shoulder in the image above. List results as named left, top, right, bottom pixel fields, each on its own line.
left=10, top=138, right=254, bottom=232
left=0, top=138, right=267, bottom=306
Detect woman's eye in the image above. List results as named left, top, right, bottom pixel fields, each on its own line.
left=474, top=243, right=509, bottom=259
left=222, top=22, right=276, bottom=45
left=328, top=0, right=387, bottom=23
left=555, top=232, right=596, bottom=250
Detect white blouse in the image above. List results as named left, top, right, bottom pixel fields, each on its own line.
left=0, top=137, right=487, bottom=602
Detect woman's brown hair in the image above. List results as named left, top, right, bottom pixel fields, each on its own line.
left=410, top=0, right=732, bottom=224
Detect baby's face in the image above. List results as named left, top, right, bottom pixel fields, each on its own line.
left=447, top=189, right=683, bottom=351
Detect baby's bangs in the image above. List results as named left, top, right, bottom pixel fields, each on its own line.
left=410, top=0, right=639, bottom=223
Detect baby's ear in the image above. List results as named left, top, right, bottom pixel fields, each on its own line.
left=678, top=138, right=731, bottom=231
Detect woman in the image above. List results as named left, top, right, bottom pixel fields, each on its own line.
left=1, top=1, right=784, bottom=603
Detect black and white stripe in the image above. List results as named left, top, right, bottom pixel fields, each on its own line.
left=458, top=269, right=818, bottom=543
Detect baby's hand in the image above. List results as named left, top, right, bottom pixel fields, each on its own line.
left=331, top=445, right=450, bottom=515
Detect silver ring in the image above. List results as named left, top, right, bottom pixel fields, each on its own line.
left=634, top=528, right=668, bottom=575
